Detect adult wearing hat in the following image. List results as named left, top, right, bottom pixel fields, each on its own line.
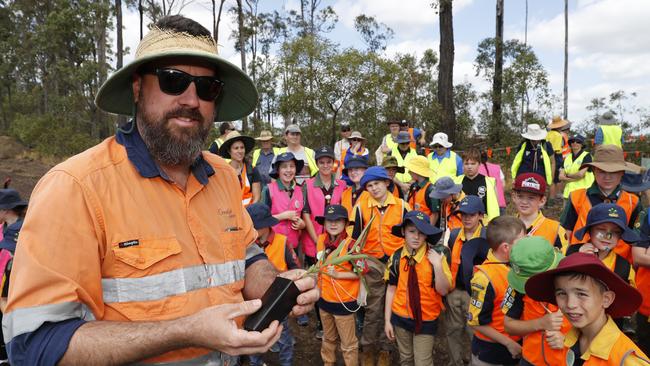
left=511, top=124, right=556, bottom=185
left=546, top=116, right=571, bottom=202
left=427, top=132, right=463, bottom=183
left=279, top=124, right=318, bottom=181
left=559, top=134, right=594, bottom=199
left=562, top=145, right=643, bottom=263
left=382, top=156, right=406, bottom=199
left=399, top=119, right=427, bottom=152
left=405, top=156, right=438, bottom=224
left=334, top=124, right=351, bottom=162
left=4, top=15, right=318, bottom=364
left=219, top=130, right=261, bottom=207
left=595, top=111, right=624, bottom=148
left=338, top=131, right=370, bottom=182
left=252, top=130, right=280, bottom=186
left=377, top=119, right=403, bottom=163
left=388, top=131, right=420, bottom=193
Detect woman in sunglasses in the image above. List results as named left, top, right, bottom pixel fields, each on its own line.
left=340, top=131, right=369, bottom=184
left=219, top=131, right=261, bottom=207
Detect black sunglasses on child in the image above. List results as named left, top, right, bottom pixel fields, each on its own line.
left=143, top=68, right=224, bottom=102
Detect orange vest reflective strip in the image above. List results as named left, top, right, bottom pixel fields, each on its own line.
left=391, top=249, right=444, bottom=321
left=520, top=296, right=570, bottom=365
left=569, top=189, right=638, bottom=262
left=317, top=234, right=359, bottom=304
left=473, top=263, right=520, bottom=343
left=408, top=182, right=432, bottom=216
left=359, top=199, right=406, bottom=258
left=241, top=164, right=253, bottom=207
left=265, top=234, right=288, bottom=272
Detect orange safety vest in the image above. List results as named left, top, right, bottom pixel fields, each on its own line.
left=561, top=131, right=570, bottom=158
left=408, top=127, right=417, bottom=149
left=389, top=182, right=401, bottom=199
left=561, top=325, right=650, bottom=365
left=358, top=196, right=407, bottom=258
left=390, top=246, right=444, bottom=322
left=264, top=233, right=290, bottom=272
left=473, top=262, right=521, bottom=343
left=527, top=215, right=562, bottom=249
left=317, top=234, right=359, bottom=304
left=407, top=181, right=433, bottom=216
left=448, top=226, right=485, bottom=289
left=240, top=163, right=253, bottom=207
left=520, top=296, right=571, bottom=366
left=341, top=187, right=368, bottom=219
left=444, top=200, right=463, bottom=233
left=568, top=189, right=638, bottom=262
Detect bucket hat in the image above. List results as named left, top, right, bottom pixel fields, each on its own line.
left=342, top=156, right=368, bottom=176
left=255, top=130, right=273, bottom=141
left=349, top=131, right=366, bottom=141
left=525, top=252, right=642, bottom=318
left=548, top=116, right=569, bottom=130
left=95, top=20, right=257, bottom=122
left=573, top=203, right=640, bottom=243
left=580, top=145, right=630, bottom=173
left=381, top=156, right=405, bottom=174
left=246, top=203, right=279, bottom=230
left=429, top=176, right=462, bottom=199
left=521, top=124, right=547, bottom=141
left=0, top=189, right=28, bottom=210
left=598, top=111, right=618, bottom=125
left=456, top=195, right=486, bottom=215
left=429, top=132, right=453, bottom=148
left=512, top=173, right=546, bottom=195
left=386, top=119, right=401, bottom=126
left=391, top=210, right=443, bottom=244
left=269, top=152, right=304, bottom=179
left=360, top=166, right=391, bottom=188
left=315, top=204, right=349, bottom=225
left=405, top=156, right=431, bottom=178
left=395, top=131, right=411, bottom=144
left=315, top=146, right=336, bottom=161
left=621, top=170, right=650, bottom=193
left=508, top=236, right=563, bottom=294
left=218, top=130, right=255, bottom=159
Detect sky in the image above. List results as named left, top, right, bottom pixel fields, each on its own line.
left=119, top=0, right=650, bottom=128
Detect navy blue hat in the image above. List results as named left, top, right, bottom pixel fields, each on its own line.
left=568, top=134, right=586, bottom=144
left=246, top=203, right=279, bottom=230
left=574, top=203, right=639, bottom=243
left=391, top=210, right=443, bottom=244
left=0, top=219, right=22, bottom=253
left=269, top=152, right=304, bottom=179
left=360, top=166, right=391, bottom=188
left=342, top=156, right=368, bottom=176
left=314, top=146, right=336, bottom=161
left=621, top=170, right=650, bottom=193
left=315, top=204, right=349, bottom=225
left=0, top=189, right=27, bottom=210
left=430, top=176, right=463, bottom=199
left=395, top=131, right=411, bottom=144
left=456, top=195, right=486, bottom=215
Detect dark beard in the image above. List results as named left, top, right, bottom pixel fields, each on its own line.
left=137, top=105, right=211, bottom=167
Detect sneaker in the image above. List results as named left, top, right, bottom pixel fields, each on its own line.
left=296, top=314, right=309, bottom=326
left=315, top=330, right=324, bottom=340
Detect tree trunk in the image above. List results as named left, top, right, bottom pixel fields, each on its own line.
left=139, top=0, right=144, bottom=40
left=96, top=6, right=110, bottom=138
left=437, top=0, right=456, bottom=142
left=215, top=0, right=225, bottom=46
left=491, top=0, right=504, bottom=142
left=563, top=0, right=569, bottom=119
left=236, top=0, right=248, bottom=132
left=116, top=0, right=127, bottom=126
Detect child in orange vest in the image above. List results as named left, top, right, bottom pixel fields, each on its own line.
left=502, top=236, right=570, bottom=366
left=246, top=203, right=299, bottom=366
left=384, top=210, right=451, bottom=366
left=526, top=252, right=650, bottom=365
left=467, top=216, right=526, bottom=365
left=512, top=172, right=568, bottom=251
left=405, top=155, right=438, bottom=224
left=315, top=204, right=360, bottom=366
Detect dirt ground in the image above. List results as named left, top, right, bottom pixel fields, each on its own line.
left=0, top=136, right=55, bottom=198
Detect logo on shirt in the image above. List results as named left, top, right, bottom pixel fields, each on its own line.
left=477, top=186, right=486, bottom=198
left=118, top=239, right=140, bottom=248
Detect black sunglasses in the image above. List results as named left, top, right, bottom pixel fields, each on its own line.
left=144, top=68, right=224, bottom=102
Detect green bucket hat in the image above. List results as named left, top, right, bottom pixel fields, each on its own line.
left=507, top=236, right=563, bottom=294
left=95, top=24, right=258, bottom=122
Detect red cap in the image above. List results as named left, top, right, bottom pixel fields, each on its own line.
left=513, top=173, right=546, bottom=195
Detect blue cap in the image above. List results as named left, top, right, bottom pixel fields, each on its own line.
left=0, top=189, right=27, bottom=210
left=360, top=166, right=391, bottom=188
left=574, top=203, right=640, bottom=243
left=456, top=195, right=486, bottom=215
left=342, top=156, right=368, bottom=176
left=246, top=203, right=279, bottom=230
left=568, top=134, right=586, bottom=144
left=314, top=146, right=336, bottom=161
left=621, top=170, right=650, bottom=193
left=269, top=152, right=304, bottom=179
left=391, top=210, right=443, bottom=244
left=315, top=204, right=349, bottom=225
left=0, top=219, right=22, bottom=253
left=395, top=131, right=411, bottom=144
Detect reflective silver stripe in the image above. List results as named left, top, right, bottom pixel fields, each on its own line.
left=2, top=301, right=96, bottom=341
left=102, top=261, right=245, bottom=304
left=245, top=242, right=264, bottom=260
left=133, top=351, right=238, bottom=366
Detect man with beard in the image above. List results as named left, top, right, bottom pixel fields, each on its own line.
left=2, top=15, right=318, bottom=365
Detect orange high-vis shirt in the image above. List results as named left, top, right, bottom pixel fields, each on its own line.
left=4, top=134, right=258, bottom=364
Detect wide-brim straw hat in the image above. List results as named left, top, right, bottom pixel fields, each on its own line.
left=580, top=145, right=631, bottom=173
left=548, top=116, right=569, bottom=130
left=218, top=130, right=255, bottom=159
left=349, top=131, right=366, bottom=140
left=255, top=130, right=273, bottom=141
left=521, top=124, right=547, bottom=141
left=95, top=26, right=258, bottom=122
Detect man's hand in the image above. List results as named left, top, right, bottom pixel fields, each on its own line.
left=505, top=340, right=522, bottom=359
left=545, top=330, right=565, bottom=350
left=278, top=269, right=319, bottom=317
left=537, top=310, right=564, bottom=332
left=186, top=300, right=282, bottom=356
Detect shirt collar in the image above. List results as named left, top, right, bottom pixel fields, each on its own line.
left=115, top=120, right=214, bottom=185
left=587, top=182, right=621, bottom=201
left=433, top=150, right=451, bottom=159
left=564, top=316, right=620, bottom=361
left=314, top=173, right=338, bottom=188
left=275, top=179, right=295, bottom=191
left=459, top=225, right=483, bottom=241
left=485, top=249, right=500, bottom=263
left=401, top=243, right=427, bottom=263
left=368, top=191, right=398, bottom=208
